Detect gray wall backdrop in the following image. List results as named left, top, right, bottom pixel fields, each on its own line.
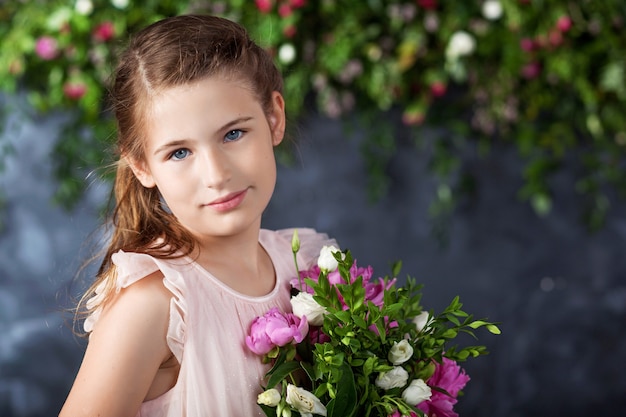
left=1, top=99, right=625, bottom=416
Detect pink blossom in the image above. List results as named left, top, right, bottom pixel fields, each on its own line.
left=417, top=358, right=470, bottom=417
left=35, top=36, right=59, bottom=60
left=521, top=61, right=541, bottom=79
left=556, top=15, right=572, bottom=32
left=416, top=0, right=438, bottom=9
left=289, top=0, right=306, bottom=7
left=278, top=3, right=292, bottom=17
left=93, top=21, right=115, bottom=42
left=255, top=0, right=273, bottom=13
left=283, top=24, right=297, bottom=38
left=246, top=307, right=309, bottom=355
left=63, top=82, right=87, bottom=100
left=548, top=29, right=563, bottom=47
left=519, top=37, right=535, bottom=52
left=430, top=81, right=447, bottom=98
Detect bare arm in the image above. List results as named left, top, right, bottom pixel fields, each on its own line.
left=59, top=271, right=173, bottom=417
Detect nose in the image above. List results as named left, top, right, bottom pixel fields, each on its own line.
left=199, top=147, right=231, bottom=189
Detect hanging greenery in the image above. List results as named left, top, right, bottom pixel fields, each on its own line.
left=1, top=0, right=625, bottom=229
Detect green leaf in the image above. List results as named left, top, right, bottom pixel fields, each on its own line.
left=265, top=361, right=301, bottom=390
left=326, top=363, right=358, bottom=417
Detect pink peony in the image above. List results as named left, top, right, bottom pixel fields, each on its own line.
left=35, top=36, right=59, bottom=60
left=93, top=21, right=115, bottom=42
left=246, top=307, right=309, bottom=355
left=417, top=358, right=470, bottom=417
left=63, top=82, right=87, bottom=100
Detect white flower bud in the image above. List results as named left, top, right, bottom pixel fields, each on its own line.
left=257, top=388, right=281, bottom=407
left=388, top=339, right=414, bottom=365
left=375, top=366, right=409, bottom=390
left=286, top=384, right=327, bottom=417
left=290, top=292, right=327, bottom=326
left=317, top=245, right=340, bottom=272
left=402, top=379, right=432, bottom=406
left=412, top=311, right=430, bottom=332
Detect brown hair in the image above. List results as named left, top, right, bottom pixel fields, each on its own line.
left=76, top=14, right=284, bottom=325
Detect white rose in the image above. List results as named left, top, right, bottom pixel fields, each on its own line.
left=388, top=339, right=414, bottom=365
left=317, top=245, right=341, bottom=272
left=257, top=388, right=281, bottom=407
left=286, top=384, right=327, bottom=417
left=446, top=31, right=476, bottom=59
left=482, top=0, right=503, bottom=20
left=402, top=379, right=432, bottom=406
left=290, top=292, right=327, bottom=326
left=412, top=311, right=430, bottom=332
left=375, top=366, right=409, bottom=390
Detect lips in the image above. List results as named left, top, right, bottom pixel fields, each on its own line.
left=205, top=189, right=248, bottom=212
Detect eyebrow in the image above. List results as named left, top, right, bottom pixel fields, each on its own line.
left=152, top=116, right=255, bottom=156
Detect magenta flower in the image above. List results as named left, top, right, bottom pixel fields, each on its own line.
left=34, top=36, right=58, bottom=60
left=93, top=21, right=115, bottom=42
left=245, top=307, right=309, bottom=355
left=255, top=0, right=272, bottom=13
left=519, top=37, right=536, bottom=52
left=521, top=61, right=541, bottom=80
left=417, top=358, right=470, bottom=417
left=417, top=0, right=438, bottom=9
left=556, top=15, right=573, bottom=32
left=63, top=82, right=87, bottom=100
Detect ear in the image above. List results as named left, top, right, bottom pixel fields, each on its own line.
left=127, top=157, right=157, bottom=188
left=267, top=91, right=286, bottom=146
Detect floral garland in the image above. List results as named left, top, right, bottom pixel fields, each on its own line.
left=245, top=230, right=500, bottom=417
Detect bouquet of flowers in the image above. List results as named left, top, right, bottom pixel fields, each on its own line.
left=246, top=231, right=500, bottom=417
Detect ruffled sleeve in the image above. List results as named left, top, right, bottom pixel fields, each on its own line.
left=271, top=227, right=339, bottom=269
left=83, top=250, right=187, bottom=363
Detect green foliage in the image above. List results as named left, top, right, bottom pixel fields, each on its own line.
left=1, top=0, right=625, bottom=227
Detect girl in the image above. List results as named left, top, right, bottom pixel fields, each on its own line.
left=60, top=14, right=336, bottom=417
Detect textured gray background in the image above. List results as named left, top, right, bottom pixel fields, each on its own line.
left=1, top=100, right=625, bottom=416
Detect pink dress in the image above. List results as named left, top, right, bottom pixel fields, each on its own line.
left=84, top=228, right=336, bottom=417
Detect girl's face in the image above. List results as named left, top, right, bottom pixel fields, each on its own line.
left=131, top=76, right=285, bottom=242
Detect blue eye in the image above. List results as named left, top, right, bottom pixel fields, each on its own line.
left=170, top=148, right=190, bottom=160
left=225, top=129, right=244, bottom=142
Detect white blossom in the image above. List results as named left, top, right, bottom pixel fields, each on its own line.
left=291, top=291, right=327, bottom=326
left=257, top=388, right=281, bottom=407
left=375, top=366, right=409, bottom=390
left=317, top=245, right=341, bottom=272
left=402, top=379, right=432, bottom=406
left=388, top=339, right=414, bottom=365
left=278, top=43, right=296, bottom=65
left=111, top=0, right=129, bottom=9
left=445, top=31, right=476, bottom=59
left=482, top=0, right=503, bottom=20
left=75, top=0, right=93, bottom=15
left=412, top=311, right=431, bottom=332
left=286, top=384, right=327, bottom=417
